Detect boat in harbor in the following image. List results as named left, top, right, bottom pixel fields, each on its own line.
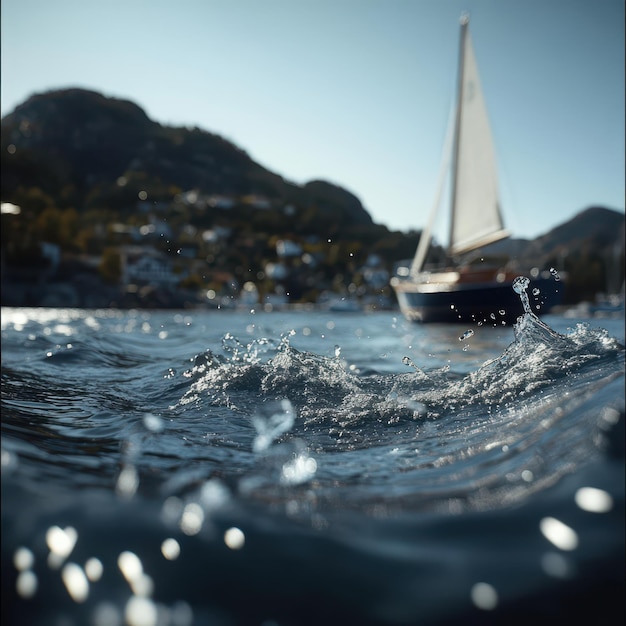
left=391, top=15, right=562, bottom=324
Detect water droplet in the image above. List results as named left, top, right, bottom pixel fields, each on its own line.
left=161, top=538, right=181, bottom=561
left=224, top=527, right=245, bottom=550
left=180, top=503, right=204, bottom=536
left=459, top=329, right=474, bottom=341
left=116, top=465, right=139, bottom=499
left=471, top=582, right=499, bottom=610
left=14, top=547, right=34, bottom=571
left=16, top=570, right=37, bottom=599
left=512, top=276, right=530, bottom=294
left=549, top=267, right=561, bottom=281
left=533, top=288, right=540, bottom=296
left=541, top=552, right=572, bottom=579
left=143, top=414, right=164, bottom=433
left=125, top=596, right=158, bottom=626
left=539, top=517, right=578, bottom=551
left=512, top=276, right=533, bottom=315
left=281, top=453, right=317, bottom=485
left=85, top=558, right=103, bottom=582
left=252, top=399, right=295, bottom=452
left=574, top=487, right=613, bottom=513
left=46, top=526, right=78, bottom=561
left=61, top=562, right=89, bottom=603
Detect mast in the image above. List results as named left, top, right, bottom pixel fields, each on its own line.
left=448, top=13, right=469, bottom=258
left=407, top=13, right=509, bottom=278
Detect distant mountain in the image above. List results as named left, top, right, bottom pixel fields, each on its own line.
left=530, top=206, right=624, bottom=255
left=480, top=206, right=624, bottom=267
left=0, top=87, right=374, bottom=226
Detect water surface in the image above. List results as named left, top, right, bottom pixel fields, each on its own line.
left=2, top=306, right=624, bottom=625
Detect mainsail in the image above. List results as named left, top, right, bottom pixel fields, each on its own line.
left=411, top=15, right=509, bottom=276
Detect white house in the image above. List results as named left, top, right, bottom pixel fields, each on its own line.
left=121, top=247, right=180, bottom=287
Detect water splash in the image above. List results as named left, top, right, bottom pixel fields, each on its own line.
left=251, top=399, right=296, bottom=452
left=281, top=451, right=318, bottom=485
left=401, top=356, right=428, bottom=379
left=511, top=275, right=563, bottom=342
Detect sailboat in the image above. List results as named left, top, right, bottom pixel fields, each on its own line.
left=391, top=15, right=563, bottom=324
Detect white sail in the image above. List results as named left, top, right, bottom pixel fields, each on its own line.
left=449, top=24, right=509, bottom=256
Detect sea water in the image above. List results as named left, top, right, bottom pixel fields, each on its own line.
left=1, top=298, right=624, bottom=625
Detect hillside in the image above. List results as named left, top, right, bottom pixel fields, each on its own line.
left=531, top=206, right=624, bottom=255
left=1, top=87, right=373, bottom=226
left=1, top=87, right=624, bottom=307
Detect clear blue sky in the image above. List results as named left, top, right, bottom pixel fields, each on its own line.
left=1, top=0, right=624, bottom=240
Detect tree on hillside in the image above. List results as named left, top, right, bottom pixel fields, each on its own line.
left=99, top=248, right=122, bottom=284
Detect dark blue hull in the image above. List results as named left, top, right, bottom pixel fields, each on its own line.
left=393, top=276, right=563, bottom=324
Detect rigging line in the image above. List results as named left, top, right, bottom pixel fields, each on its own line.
left=410, top=100, right=456, bottom=277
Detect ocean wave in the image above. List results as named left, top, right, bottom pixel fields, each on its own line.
left=1, top=307, right=624, bottom=626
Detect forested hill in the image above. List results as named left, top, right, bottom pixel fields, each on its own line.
left=0, top=87, right=374, bottom=227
